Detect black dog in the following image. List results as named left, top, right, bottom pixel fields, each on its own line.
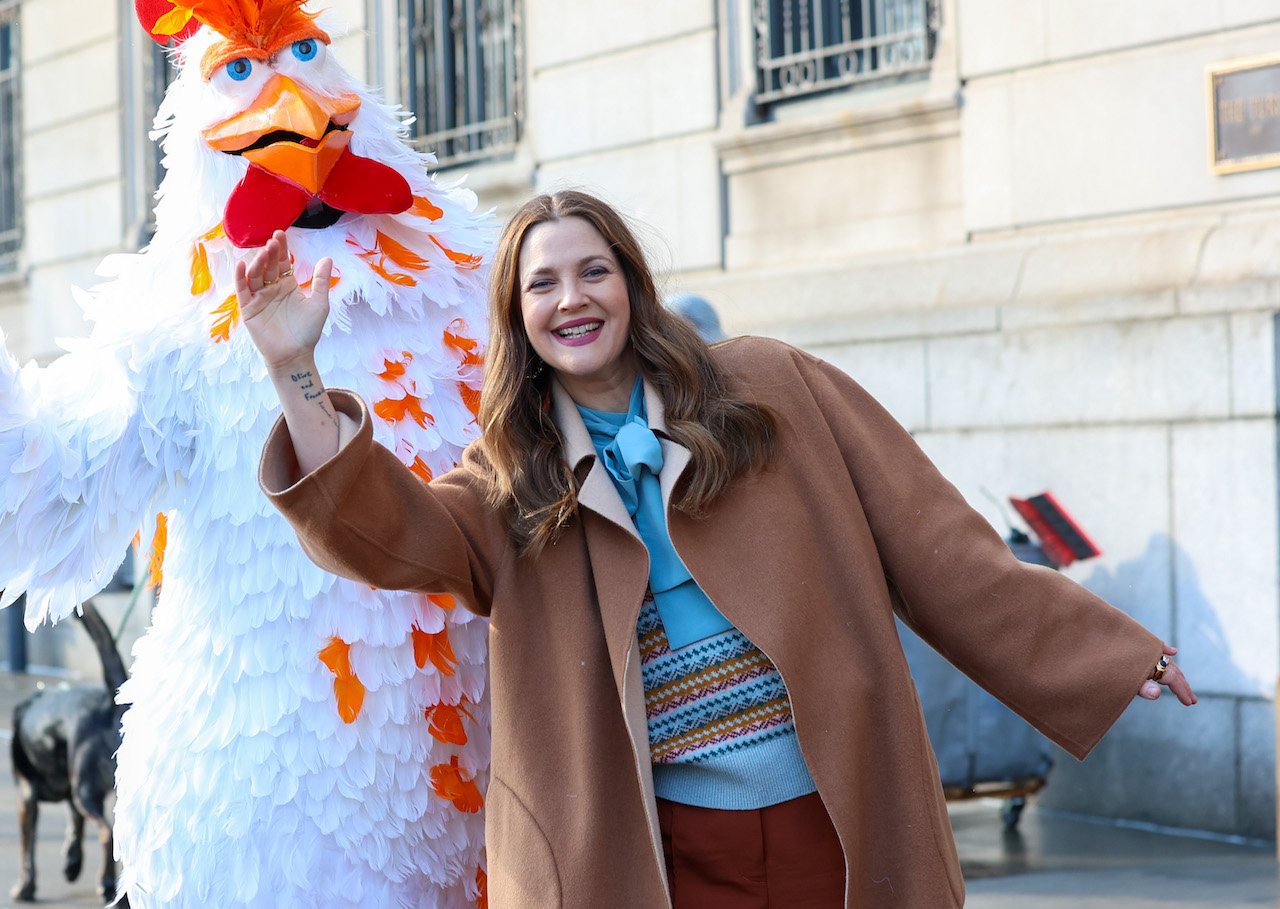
left=10, top=599, right=130, bottom=906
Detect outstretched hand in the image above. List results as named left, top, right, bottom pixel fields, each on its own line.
left=236, top=230, right=334, bottom=374
left=1137, top=644, right=1197, bottom=705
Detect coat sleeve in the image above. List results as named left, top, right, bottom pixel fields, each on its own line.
left=259, top=389, right=509, bottom=616
left=792, top=348, right=1163, bottom=760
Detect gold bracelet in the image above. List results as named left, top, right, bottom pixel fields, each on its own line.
left=1151, top=655, right=1170, bottom=682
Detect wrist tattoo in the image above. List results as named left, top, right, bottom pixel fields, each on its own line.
left=289, top=368, right=336, bottom=426
left=316, top=399, right=338, bottom=429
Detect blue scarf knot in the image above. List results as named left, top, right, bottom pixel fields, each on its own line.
left=599, top=416, right=664, bottom=518
left=577, top=379, right=733, bottom=649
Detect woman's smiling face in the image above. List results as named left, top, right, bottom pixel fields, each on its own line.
left=518, top=215, right=637, bottom=411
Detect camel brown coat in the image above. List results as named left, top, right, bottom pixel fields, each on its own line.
left=260, top=337, right=1163, bottom=908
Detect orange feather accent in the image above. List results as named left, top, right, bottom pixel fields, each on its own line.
left=408, top=456, right=434, bottom=484
left=190, top=242, right=212, bottom=297
left=153, top=6, right=196, bottom=36
left=371, top=261, right=418, bottom=286
left=423, top=698, right=474, bottom=746
left=146, top=514, right=168, bottom=589
left=332, top=676, right=365, bottom=724
left=377, top=352, right=413, bottom=381
left=201, top=222, right=225, bottom=242
left=346, top=234, right=421, bottom=287
left=373, top=395, right=433, bottom=428
left=430, top=756, right=483, bottom=813
left=411, top=625, right=458, bottom=676
left=377, top=231, right=430, bottom=272
left=210, top=294, right=240, bottom=342
left=155, top=0, right=326, bottom=76
left=411, top=195, right=444, bottom=221
left=476, top=868, right=488, bottom=909
left=297, top=272, right=340, bottom=293
left=443, top=320, right=484, bottom=367
left=428, top=593, right=456, bottom=611
left=317, top=637, right=365, bottom=724
left=132, top=514, right=168, bottom=589
left=458, top=383, right=481, bottom=420
left=431, top=235, right=483, bottom=270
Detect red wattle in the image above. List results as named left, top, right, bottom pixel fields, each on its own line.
left=223, top=165, right=311, bottom=249
left=319, top=149, right=412, bottom=216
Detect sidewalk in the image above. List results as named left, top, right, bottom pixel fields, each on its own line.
left=0, top=671, right=1272, bottom=907
left=956, top=798, right=1277, bottom=907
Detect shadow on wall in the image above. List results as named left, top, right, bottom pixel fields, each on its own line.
left=1081, top=533, right=1264, bottom=698
left=1039, top=533, right=1275, bottom=840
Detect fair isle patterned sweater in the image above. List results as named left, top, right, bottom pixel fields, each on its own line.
left=573, top=389, right=815, bottom=810
left=639, top=593, right=817, bottom=809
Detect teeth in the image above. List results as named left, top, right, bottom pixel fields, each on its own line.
left=556, top=322, right=600, bottom=339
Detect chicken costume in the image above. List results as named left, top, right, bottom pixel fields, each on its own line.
left=0, top=2, right=492, bottom=906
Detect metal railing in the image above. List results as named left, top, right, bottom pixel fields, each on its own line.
left=754, top=0, right=938, bottom=105
left=0, top=0, right=20, bottom=271
left=401, top=0, right=521, bottom=169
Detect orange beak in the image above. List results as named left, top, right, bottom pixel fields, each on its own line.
left=201, top=74, right=362, bottom=195
left=201, top=74, right=360, bottom=152
left=242, top=130, right=352, bottom=195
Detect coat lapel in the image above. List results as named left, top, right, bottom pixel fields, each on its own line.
left=550, top=379, right=637, bottom=538
left=550, top=379, right=649, bottom=688
left=549, top=377, right=692, bottom=711
left=551, top=378, right=679, bottom=904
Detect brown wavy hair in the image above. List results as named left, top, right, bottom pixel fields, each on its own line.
left=477, top=190, right=777, bottom=554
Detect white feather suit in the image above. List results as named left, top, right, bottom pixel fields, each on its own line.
left=0, top=15, right=492, bottom=909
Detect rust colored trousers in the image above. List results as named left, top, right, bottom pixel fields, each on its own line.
left=657, top=792, right=846, bottom=908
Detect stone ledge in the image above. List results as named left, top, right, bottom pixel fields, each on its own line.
left=686, top=203, right=1280, bottom=342
left=717, top=87, right=962, bottom=176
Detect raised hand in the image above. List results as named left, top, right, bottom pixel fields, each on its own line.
left=236, top=230, right=334, bottom=375
left=237, top=230, right=340, bottom=477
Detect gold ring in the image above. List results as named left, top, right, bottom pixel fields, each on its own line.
left=280, top=267, right=294, bottom=279
left=262, top=276, right=277, bottom=287
left=1152, top=655, right=1170, bottom=682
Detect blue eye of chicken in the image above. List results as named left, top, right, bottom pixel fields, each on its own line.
left=226, top=58, right=253, bottom=81
left=292, top=39, right=318, bottom=61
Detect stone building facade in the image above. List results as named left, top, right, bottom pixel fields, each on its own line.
left=1, top=0, right=1276, bottom=840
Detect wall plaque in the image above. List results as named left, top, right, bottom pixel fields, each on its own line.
left=1208, top=53, right=1280, bottom=175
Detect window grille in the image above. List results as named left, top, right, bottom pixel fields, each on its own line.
left=754, top=0, right=938, bottom=105
left=400, top=0, right=521, bottom=168
left=0, top=0, right=20, bottom=271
